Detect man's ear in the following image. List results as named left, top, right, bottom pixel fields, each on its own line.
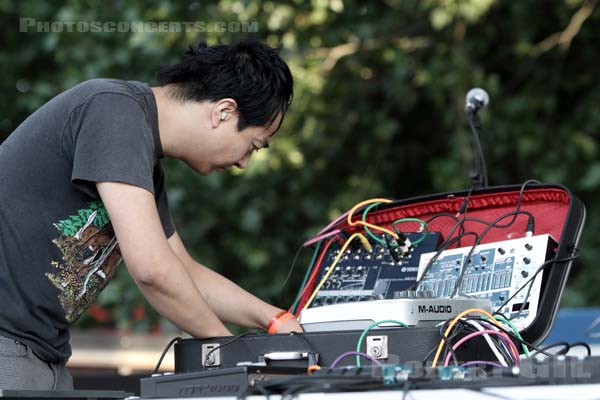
left=211, top=98, right=238, bottom=128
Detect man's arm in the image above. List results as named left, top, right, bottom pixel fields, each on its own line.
left=97, top=181, right=232, bottom=338
left=168, top=229, right=302, bottom=333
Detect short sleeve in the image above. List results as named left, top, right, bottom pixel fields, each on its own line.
left=69, top=93, right=156, bottom=198
left=153, top=163, right=176, bottom=239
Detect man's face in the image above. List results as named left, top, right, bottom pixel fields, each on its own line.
left=207, top=115, right=280, bottom=174
left=178, top=100, right=282, bottom=176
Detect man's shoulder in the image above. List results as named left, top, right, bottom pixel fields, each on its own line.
left=75, top=78, right=149, bottom=94
left=66, top=78, right=151, bottom=105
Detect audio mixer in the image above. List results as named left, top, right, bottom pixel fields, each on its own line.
left=304, top=231, right=556, bottom=331
left=309, top=232, right=442, bottom=307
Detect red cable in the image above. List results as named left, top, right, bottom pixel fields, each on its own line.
left=294, top=238, right=337, bottom=317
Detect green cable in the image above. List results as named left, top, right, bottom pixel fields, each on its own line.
left=355, top=319, right=408, bottom=366
left=361, top=202, right=392, bottom=246
left=290, top=241, right=322, bottom=315
left=487, top=315, right=530, bottom=357
left=392, top=218, right=429, bottom=245
left=362, top=206, right=430, bottom=249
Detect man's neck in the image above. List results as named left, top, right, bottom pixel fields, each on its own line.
left=151, top=86, right=181, bottom=159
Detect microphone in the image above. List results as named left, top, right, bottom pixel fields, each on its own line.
left=465, top=88, right=489, bottom=113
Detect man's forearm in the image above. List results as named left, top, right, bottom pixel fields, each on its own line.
left=128, top=257, right=232, bottom=338
left=96, top=181, right=236, bottom=338
left=182, top=259, right=282, bottom=330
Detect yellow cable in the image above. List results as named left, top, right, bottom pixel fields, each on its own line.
left=302, top=233, right=372, bottom=310
left=431, top=308, right=502, bottom=367
left=347, top=198, right=399, bottom=240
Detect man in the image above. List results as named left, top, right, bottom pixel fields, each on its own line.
left=0, top=39, right=301, bottom=390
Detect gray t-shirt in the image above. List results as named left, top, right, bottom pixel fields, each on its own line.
left=0, top=78, right=175, bottom=362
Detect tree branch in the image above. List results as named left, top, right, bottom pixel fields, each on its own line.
left=310, top=35, right=431, bottom=72
left=530, top=0, right=596, bottom=56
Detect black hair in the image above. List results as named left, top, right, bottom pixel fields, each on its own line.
left=156, top=39, right=293, bottom=131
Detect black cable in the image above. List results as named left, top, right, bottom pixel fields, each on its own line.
left=432, top=317, right=520, bottom=366
left=444, top=215, right=528, bottom=233
left=448, top=321, right=471, bottom=365
left=413, top=232, right=479, bottom=291
left=440, top=320, right=469, bottom=365
left=434, top=180, right=538, bottom=254
left=492, top=254, right=579, bottom=319
left=279, top=243, right=305, bottom=305
left=493, top=179, right=541, bottom=230
left=257, top=376, right=378, bottom=397
left=425, top=318, right=465, bottom=365
left=289, top=331, right=319, bottom=366
left=468, top=316, right=554, bottom=358
left=427, top=212, right=529, bottom=269
left=291, top=332, right=318, bottom=355
left=385, top=234, right=401, bottom=262
left=401, top=380, right=414, bottom=400
left=566, top=341, right=592, bottom=356
left=425, top=212, right=460, bottom=225
left=433, top=209, right=532, bottom=256
left=513, top=266, right=545, bottom=319
left=457, top=319, right=514, bottom=365
left=457, top=318, right=519, bottom=366
left=530, top=342, right=570, bottom=358
left=453, top=179, right=539, bottom=250
left=440, top=217, right=478, bottom=251
left=422, top=343, right=439, bottom=363
left=515, top=250, right=579, bottom=319
left=203, top=332, right=256, bottom=366
left=153, top=336, right=182, bottom=374
left=451, top=210, right=536, bottom=297
left=466, top=109, right=488, bottom=188
left=456, top=186, right=476, bottom=247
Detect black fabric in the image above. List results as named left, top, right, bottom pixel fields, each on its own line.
left=0, top=79, right=175, bottom=362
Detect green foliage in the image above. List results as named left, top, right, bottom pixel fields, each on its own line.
left=1, top=0, right=599, bottom=331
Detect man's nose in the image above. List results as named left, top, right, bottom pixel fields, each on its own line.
left=235, top=153, right=252, bottom=169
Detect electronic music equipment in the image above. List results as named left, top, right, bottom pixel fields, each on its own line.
left=417, top=234, right=557, bottom=330
left=298, top=184, right=584, bottom=345
left=295, top=356, right=600, bottom=390
left=309, top=232, right=442, bottom=308
left=140, top=366, right=305, bottom=398
left=173, top=327, right=504, bottom=373
left=171, top=186, right=584, bottom=382
left=141, top=356, right=600, bottom=398
left=299, top=297, right=492, bottom=331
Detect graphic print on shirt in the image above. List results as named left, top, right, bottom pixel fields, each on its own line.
left=46, top=201, right=122, bottom=322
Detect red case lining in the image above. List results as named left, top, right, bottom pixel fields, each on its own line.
left=355, top=188, right=569, bottom=247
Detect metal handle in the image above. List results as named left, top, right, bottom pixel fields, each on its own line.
left=262, top=351, right=309, bottom=361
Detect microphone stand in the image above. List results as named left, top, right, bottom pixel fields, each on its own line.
left=465, top=106, right=488, bottom=189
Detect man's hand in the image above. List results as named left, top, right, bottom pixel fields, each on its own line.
left=168, top=232, right=305, bottom=334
